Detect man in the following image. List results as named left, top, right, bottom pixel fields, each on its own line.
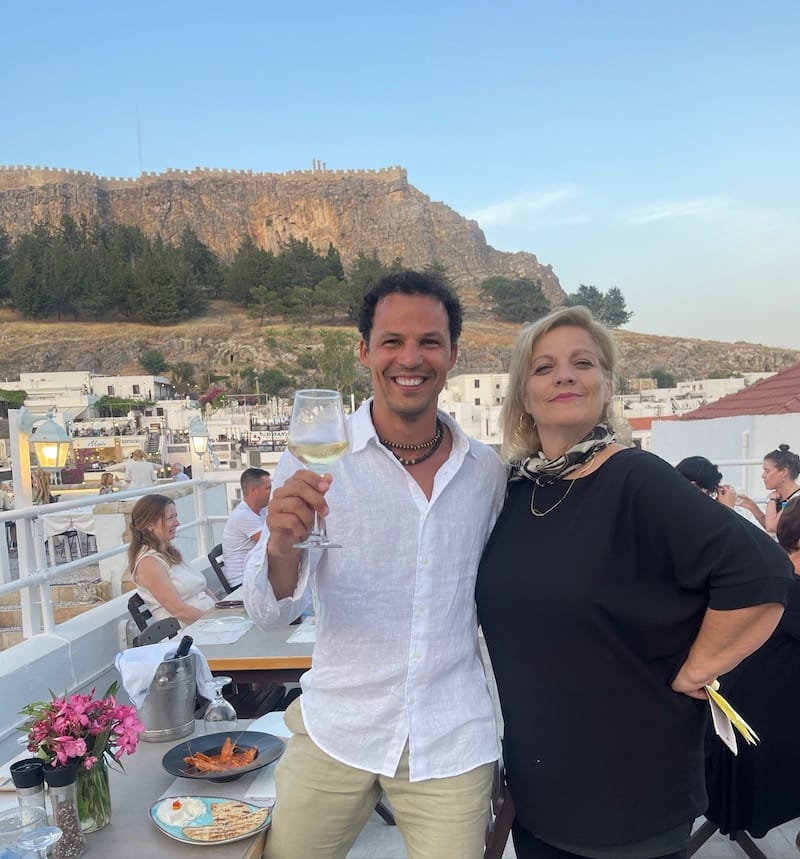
left=243, top=271, right=506, bottom=859
left=123, top=449, right=157, bottom=489
left=223, top=468, right=272, bottom=588
left=170, top=462, right=190, bottom=482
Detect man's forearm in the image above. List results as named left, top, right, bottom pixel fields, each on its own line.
left=266, top=542, right=303, bottom=600
left=672, top=603, right=784, bottom=695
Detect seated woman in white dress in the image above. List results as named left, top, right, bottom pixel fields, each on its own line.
left=129, top=494, right=215, bottom=627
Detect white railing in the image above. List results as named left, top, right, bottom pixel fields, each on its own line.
left=0, top=476, right=238, bottom=764
left=0, top=478, right=236, bottom=636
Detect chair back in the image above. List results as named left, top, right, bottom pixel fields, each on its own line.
left=208, top=543, right=234, bottom=594
left=127, top=592, right=153, bottom=632
left=133, top=617, right=181, bottom=647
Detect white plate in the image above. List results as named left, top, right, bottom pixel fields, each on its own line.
left=149, top=796, right=271, bottom=845
left=197, top=616, right=251, bottom=632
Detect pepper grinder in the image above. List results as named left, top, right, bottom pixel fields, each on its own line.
left=9, top=758, right=47, bottom=821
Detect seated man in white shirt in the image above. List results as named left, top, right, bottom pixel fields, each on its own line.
left=222, top=468, right=272, bottom=589
left=243, top=271, right=506, bottom=859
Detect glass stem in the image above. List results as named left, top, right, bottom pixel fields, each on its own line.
left=313, top=510, right=328, bottom=540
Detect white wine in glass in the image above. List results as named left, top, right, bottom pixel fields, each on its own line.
left=287, top=389, right=349, bottom=549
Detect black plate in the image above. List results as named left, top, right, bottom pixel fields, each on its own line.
left=162, top=731, right=285, bottom=783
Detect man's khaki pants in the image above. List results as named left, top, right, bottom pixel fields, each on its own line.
left=264, top=699, right=495, bottom=859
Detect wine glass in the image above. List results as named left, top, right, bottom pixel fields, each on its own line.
left=203, top=676, right=238, bottom=734
left=16, top=826, right=62, bottom=858
left=287, top=389, right=349, bottom=549
left=0, top=807, right=46, bottom=855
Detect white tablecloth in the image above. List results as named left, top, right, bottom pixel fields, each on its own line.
left=40, top=507, right=95, bottom=538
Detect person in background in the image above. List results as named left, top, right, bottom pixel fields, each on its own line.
left=98, top=472, right=115, bottom=494
left=32, top=470, right=52, bottom=505
left=1, top=482, right=15, bottom=548
left=128, top=494, right=215, bottom=626
left=221, top=468, right=271, bottom=589
left=245, top=270, right=506, bottom=859
left=675, top=456, right=762, bottom=528
left=476, top=306, right=792, bottom=859
left=700, top=498, right=800, bottom=842
left=736, top=444, right=800, bottom=532
left=124, top=449, right=157, bottom=489
left=763, top=444, right=800, bottom=532
left=171, top=462, right=190, bottom=482
left=675, top=456, right=734, bottom=505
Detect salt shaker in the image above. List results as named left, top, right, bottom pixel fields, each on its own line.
left=9, top=759, right=46, bottom=820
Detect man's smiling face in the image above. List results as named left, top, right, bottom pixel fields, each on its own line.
left=359, top=292, right=457, bottom=425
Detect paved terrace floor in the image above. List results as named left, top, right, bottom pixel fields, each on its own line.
left=345, top=815, right=800, bottom=858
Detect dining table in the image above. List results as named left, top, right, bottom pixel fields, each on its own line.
left=193, top=610, right=314, bottom=686
left=86, top=717, right=282, bottom=858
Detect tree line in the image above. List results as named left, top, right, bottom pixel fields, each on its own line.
left=0, top=217, right=408, bottom=325
left=479, top=279, right=632, bottom=327
left=0, top=216, right=632, bottom=329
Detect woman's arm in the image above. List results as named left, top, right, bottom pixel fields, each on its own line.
left=135, top=556, right=208, bottom=625
left=671, top=603, right=785, bottom=699
left=736, top=494, right=766, bottom=528
left=764, top=495, right=781, bottom=534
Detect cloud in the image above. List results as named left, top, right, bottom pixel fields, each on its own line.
left=626, top=196, right=774, bottom=226
left=466, top=187, right=581, bottom=228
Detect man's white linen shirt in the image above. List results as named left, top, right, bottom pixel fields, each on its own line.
left=243, top=400, right=506, bottom=781
left=222, top=502, right=266, bottom=587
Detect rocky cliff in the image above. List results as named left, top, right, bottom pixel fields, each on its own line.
left=0, top=164, right=564, bottom=305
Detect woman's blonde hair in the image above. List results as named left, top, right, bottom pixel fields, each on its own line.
left=500, top=305, right=618, bottom=461
left=127, top=493, right=182, bottom=571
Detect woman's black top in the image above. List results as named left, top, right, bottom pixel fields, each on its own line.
left=476, top=447, right=792, bottom=850
left=704, top=575, right=800, bottom=837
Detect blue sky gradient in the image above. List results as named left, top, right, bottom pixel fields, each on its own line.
left=3, top=1, right=798, bottom=347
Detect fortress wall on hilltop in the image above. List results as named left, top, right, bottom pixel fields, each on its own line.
left=0, top=164, right=408, bottom=190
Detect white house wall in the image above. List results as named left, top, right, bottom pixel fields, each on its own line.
left=651, top=414, right=800, bottom=498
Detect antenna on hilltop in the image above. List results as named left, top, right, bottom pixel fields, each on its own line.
left=136, top=106, right=143, bottom=175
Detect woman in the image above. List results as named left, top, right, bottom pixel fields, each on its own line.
left=128, top=494, right=215, bottom=626
left=674, top=456, right=735, bottom=506
left=476, top=306, right=792, bottom=859
left=699, top=498, right=800, bottom=842
left=98, top=472, right=115, bottom=494
left=737, top=444, right=800, bottom=532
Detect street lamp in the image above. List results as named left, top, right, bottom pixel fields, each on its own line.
left=29, top=412, right=72, bottom=472
left=188, top=416, right=210, bottom=455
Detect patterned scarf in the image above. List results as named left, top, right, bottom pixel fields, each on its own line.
left=511, top=423, right=616, bottom=485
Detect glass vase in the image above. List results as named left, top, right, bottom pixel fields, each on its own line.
left=76, top=758, right=111, bottom=832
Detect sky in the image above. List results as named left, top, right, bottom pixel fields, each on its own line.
left=2, top=1, right=799, bottom=349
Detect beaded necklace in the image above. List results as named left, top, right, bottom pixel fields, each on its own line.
left=379, top=420, right=444, bottom=466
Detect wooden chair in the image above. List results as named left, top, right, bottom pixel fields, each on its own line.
left=208, top=543, right=234, bottom=594
left=484, top=759, right=514, bottom=859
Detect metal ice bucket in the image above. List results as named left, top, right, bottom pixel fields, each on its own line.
left=137, top=653, right=196, bottom=742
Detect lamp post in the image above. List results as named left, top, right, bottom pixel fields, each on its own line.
left=188, top=416, right=210, bottom=475
left=187, top=416, right=212, bottom=557
left=9, top=407, right=74, bottom=635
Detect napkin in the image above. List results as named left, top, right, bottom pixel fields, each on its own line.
left=115, top=642, right=217, bottom=709
left=183, top=617, right=253, bottom=645
left=286, top=618, right=316, bottom=644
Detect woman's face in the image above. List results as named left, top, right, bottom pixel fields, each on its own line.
left=761, top=458, right=788, bottom=491
left=523, top=325, right=611, bottom=443
left=150, top=503, right=179, bottom=545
